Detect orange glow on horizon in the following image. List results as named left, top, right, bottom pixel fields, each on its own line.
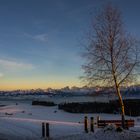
left=0, top=81, right=81, bottom=90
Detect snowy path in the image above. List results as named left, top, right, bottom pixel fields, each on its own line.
left=0, top=117, right=83, bottom=139
left=1, top=117, right=82, bottom=126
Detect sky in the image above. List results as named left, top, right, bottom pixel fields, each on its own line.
left=0, top=0, right=140, bottom=90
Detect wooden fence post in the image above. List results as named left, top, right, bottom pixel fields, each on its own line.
left=84, top=116, right=88, bottom=133
left=42, top=122, right=45, bottom=138
left=90, top=117, right=94, bottom=132
left=46, top=123, right=50, bottom=138
left=97, top=116, right=100, bottom=128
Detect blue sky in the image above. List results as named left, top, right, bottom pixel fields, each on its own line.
left=0, top=0, right=139, bottom=90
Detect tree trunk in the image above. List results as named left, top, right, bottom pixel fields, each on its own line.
left=112, top=65, right=125, bottom=128
left=115, top=84, right=125, bottom=128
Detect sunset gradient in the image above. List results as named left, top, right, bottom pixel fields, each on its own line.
left=0, top=0, right=140, bottom=90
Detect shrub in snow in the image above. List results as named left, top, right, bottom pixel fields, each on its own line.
left=103, top=124, right=117, bottom=132
left=103, top=124, right=123, bottom=132
left=5, top=112, right=13, bottom=116
left=54, top=110, right=57, bottom=113
left=116, top=127, right=123, bottom=132
left=103, top=124, right=124, bottom=133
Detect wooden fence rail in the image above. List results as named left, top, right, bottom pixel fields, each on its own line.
left=97, top=119, right=134, bottom=128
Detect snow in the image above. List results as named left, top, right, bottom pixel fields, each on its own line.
left=0, top=100, right=140, bottom=140
left=53, top=125, right=140, bottom=140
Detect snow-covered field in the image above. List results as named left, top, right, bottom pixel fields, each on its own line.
left=0, top=99, right=140, bottom=140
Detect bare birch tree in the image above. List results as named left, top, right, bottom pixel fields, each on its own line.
left=82, top=5, right=139, bottom=128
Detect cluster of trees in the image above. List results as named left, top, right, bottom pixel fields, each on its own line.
left=58, top=102, right=118, bottom=114
left=58, top=99, right=140, bottom=116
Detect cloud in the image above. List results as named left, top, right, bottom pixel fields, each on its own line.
left=33, top=34, right=48, bottom=42
left=0, top=59, right=34, bottom=70
left=24, top=33, right=48, bottom=42
left=0, top=72, right=4, bottom=78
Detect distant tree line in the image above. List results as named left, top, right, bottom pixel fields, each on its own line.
left=32, top=101, right=56, bottom=106
left=58, top=99, right=140, bottom=116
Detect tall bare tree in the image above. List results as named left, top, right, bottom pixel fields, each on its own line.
left=82, top=5, right=139, bottom=128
